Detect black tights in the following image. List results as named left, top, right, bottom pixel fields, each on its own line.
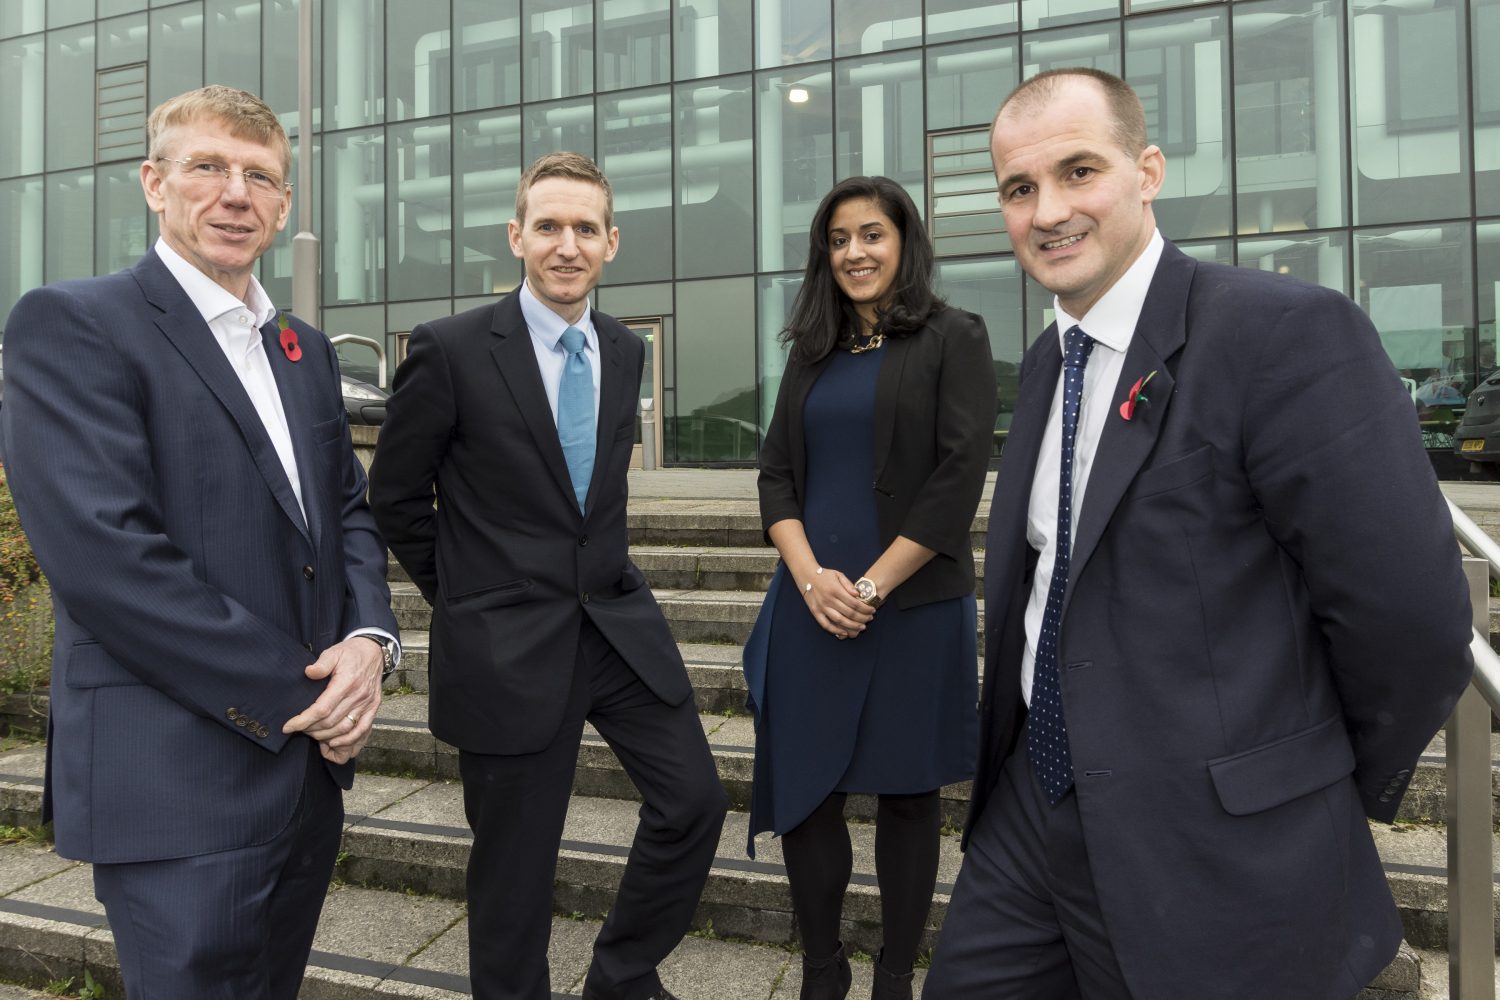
left=780, top=789, right=942, bottom=974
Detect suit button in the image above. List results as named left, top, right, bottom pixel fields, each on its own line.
left=256, top=727, right=269, bottom=738
left=303, top=565, right=315, bottom=581
left=581, top=592, right=590, bottom=604
left=304, top=642, right=315, bottom=653
left=235, top=717, right=248, bottom=728
left=227, top=708, right=240, bottom=721
left=578, top=535, right=589, bottom=547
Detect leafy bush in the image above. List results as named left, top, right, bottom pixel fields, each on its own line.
left=0, top=463, right=53, bottom=696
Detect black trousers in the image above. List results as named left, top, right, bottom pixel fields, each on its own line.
left=923, top=736, right=1130, bottom=1000
left=459, top=619, right=728, bottom=1000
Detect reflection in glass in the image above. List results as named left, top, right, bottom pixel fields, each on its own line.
left=100, top=0, right=147, bottom=16
left=0, top=0, right=45, bottom=39
left=523, top=97, right=594, bottom=163
left=1023, top=21, right=1119, bottom=78
left=935, top=257, right=1021, bottom=438
left=205, top=0, right=258, bottom=94
left=525, top=0, right=593, bottom=101
left=671, top=277, right=757, bottom=463
left=757, top=67, right=832, bottom=272
left=836, top=52, right=924, bottom=206
left=98, top=13, right=146, bottom=68
left=1233, top=0, right=1345, bottom=234
left=1175, top=239, right=1232, bottom=266
left=96, top=161, right=147, bottom=276
left=1354, top=224, right=1474, bottom=449
left=926, top=37, right=1016, bottom=132
left=48, top=0, right=93, bottom=30
left=929, top=129, right=1006, bottom=258
left=925, top=0, right=1015, bottom=45
left=1022, top=0, right=1119, bottom=33
left=1350, top=0, right=1469, bottom=226
left=456, top=0, right=520, bottom=111
left=676, top=76, right=754, bottom=279
left=1126, top=8, right=1229, bottom=240
left=756, top=0, right=830, bottom=68
left=598, top=0, right=669, bottom=91
left=45, top=169, right=93, bottom=284
left=326, top=0, right=383, bottom=129
left=388, top=4, right=451, bottom=122
left=0, top=35, right=44, bottom=179
left=599, top=87, right=671, bottom=284
left=674, top=0, right=751, bottom=80
left=325, top=129, right=385, bottom=305
left=757, top=273, right=800, bottom=435
left=388, top=121, right=453, bottom=301
left=0, top=177, right=42, bottom=328
left=46, top=25, right=94, bottom=171
left=456, top=110, right=522, bottom=296
left=261, top=0, right=302, bottom=133
left=1478, top=222, right=1500, bottom=376
left=835, top=0, right=920, bottom=58
left=149, top=3, right=204, bottom=111
left=261, top=143, right=315, bottom=308
left=1477, top=0, right=1500, bottom=215
left=1236, top=231, right=1349, bottom=296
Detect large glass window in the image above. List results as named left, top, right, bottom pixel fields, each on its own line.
left=95, top=160, right=146, bottom=276
left=936, top=256, right=1023, bottom=439
left=388, top=5, right=451, bottom=122
left=260, top=142, right=315, bottom=309
left=48, top=0, right=94, bottom=30
left=925, top=0, right=1015, bottom=45
left=325, top=0, right=383, bottom=129
left=835, top=0, right=920, bottom=58
left=671, top=277, right=757, bottom=463
left=149, top=3, right=203, bottom=111
left=756, top=0, right=830, bottom=68
left=0, top=1, right=44, bottom=39
left=203, top=0, right=258, bottom=94
left=1237, top=231, right=1349, bottom=297
left=1126, top=8, right=1229, bottom=240
left=0, top=177, right=43, bottom=329
left=1477, top=0, right=1500, bottom=216
left=1233, top=0, right=1346, bottom=234
left=599, top=86, right=671, bottom=284
left=674, top=0, right=750, bottom=80
left=45, top=169, right=93, bottom=284
left=45, top=25, right=94, bottom=171
left=325, top=128, right=385, bottom=305
left=756, top=272, right=800, bottom=434
left=98, top=13, right=146, bottom=68
left=1349, top=0, right=1469, bottom=226
left=676, top=76, right=754, bottom=279
left=523, top=96, right=594, bottom=163
left=1478, top=221, right=1500, bottom=376
left=525, top=0, right=593, bottom=102
left=1022, top=0, right=1119, bottom=33
left=926, top=37, right=1017, bottom=133
left=455, top=0, right=520, bottom=112
left=1355, top=223, right=1474, bottom=450
left=261, top=0, right=304, bottom=134
left=1022, top=21, right=1119, bottom=77
left=456, top=109, right=522, bottom=297
left=388, top=120, right=453, bottom=301
left=835, top=51, right=924, bottom=204
left=756, top=66, right=832, bottom=272
left=99, top=0, right=146, bottom=16
left=0, top=35, right=44, bottom=179
left=598, top=0, right=669, bottom=91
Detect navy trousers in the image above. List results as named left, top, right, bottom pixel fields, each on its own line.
left=93, top=738, right=342, bottom=1000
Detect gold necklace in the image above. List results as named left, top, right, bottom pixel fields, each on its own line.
left=848, top=332, right=885, bottom=354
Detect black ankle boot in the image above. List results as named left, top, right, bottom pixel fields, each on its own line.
left=800, top=941, right=852, bottom=1000
left=871, top=950, right=914, bottom=1000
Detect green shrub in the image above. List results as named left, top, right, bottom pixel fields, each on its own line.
left=0, top=464, right=53, bottom=696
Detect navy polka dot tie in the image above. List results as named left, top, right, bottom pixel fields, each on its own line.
left=1026, top=325, right=1094, bottom=805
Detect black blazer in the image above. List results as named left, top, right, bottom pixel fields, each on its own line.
left=369, top=292, right=689, bottom=755
left=758, top=306, right=997, bottom=608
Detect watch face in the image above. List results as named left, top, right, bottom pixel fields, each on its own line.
left=857, top=579, right=875, bottom=600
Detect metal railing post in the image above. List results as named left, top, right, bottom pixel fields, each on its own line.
left=1448, top=556, right=1495, bottom=999
left=640, top=399, right=657, bottom=471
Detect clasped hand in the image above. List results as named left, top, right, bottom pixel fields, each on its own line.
left=282, top=636, right=384, bottom=764
left=801, top=568, right=875, bottom=639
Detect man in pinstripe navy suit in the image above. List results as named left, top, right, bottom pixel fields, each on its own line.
left=0, top=86, right=398, bottom=999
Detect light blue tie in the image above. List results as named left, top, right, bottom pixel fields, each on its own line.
left=557, top=325, right=594, bottom=513
left=1026, top=325, right=1095, bottom=805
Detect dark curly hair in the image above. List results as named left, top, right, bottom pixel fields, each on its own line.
left=781, top=176, right=944, bottom=365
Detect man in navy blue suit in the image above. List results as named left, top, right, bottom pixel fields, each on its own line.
left=0, top=86, right=398, bottom=999
left=924, top=68, right=1472, bottom=999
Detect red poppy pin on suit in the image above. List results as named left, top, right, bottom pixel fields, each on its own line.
left=277, top=314, right=302, bottom=362
left=1119, top=370, right=1157, bottom=421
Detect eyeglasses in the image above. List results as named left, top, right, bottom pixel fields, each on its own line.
left=157, top=156, right=290, bottom=198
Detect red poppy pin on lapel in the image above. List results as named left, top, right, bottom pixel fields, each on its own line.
left=277, top=314, right=302, bottom=362
left=1119, top=370, right=1157, bottom=421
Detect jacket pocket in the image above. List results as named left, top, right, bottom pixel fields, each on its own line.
left=445, top=578, right=534, bottom=611
left=64, top=641, right=145, bottom=689
left=312, top=415, right=344, bottom=446
left=1125, top=444, right=1213, bottom=501
left=1206, top=715, right=1355, bottom=816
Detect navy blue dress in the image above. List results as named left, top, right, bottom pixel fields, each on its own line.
left=744, top=346, right=978, bottom=852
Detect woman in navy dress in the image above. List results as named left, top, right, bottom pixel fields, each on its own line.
left=745, top=176, right=996, bottom=999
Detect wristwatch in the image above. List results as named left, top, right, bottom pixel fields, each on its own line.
left=367, top=635, right=397, bottom=681
left=854, top=576, right=884, bottom=608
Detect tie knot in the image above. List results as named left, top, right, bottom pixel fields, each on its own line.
left=560, top=326, right=587, bottom=356
left=1063, top=325, right=1094, bottom=369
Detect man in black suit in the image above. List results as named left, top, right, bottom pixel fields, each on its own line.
left=369, top=152, right=727, bottom=1000
left=924, top=69, right=1472, bottom=999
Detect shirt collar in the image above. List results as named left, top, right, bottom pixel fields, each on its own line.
left=518, top=278, right=596, bottom=352
left=1053, top=228, right=1165, bottom=357
left=154, top=237, right=277, bottom=329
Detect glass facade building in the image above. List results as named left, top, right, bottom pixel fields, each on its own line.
left=2, top=0, right=1498, bottom=465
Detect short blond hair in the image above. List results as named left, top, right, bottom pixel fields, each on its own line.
left=514, top=152, right=614, bottom=229
left=147, top=85, right=292, bottom=175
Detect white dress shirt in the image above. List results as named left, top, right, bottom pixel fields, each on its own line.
left=518, top=279, right=602, bottom=426
left=155, top=238, right=398, bottom=660
left=1021, top=230, right=1165, bottom=703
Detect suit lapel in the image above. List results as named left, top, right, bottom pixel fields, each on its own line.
left=585, top=314, right=626, bottom=520
left=133, top=254, right=310, bottom=544
left=871, top=334, right=911, bottom=483
left=489, top=295, right=578, bottom=509
left=260, top=316, right=321, bottom=549
left=1067, top=243, right=1194, bottom=591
